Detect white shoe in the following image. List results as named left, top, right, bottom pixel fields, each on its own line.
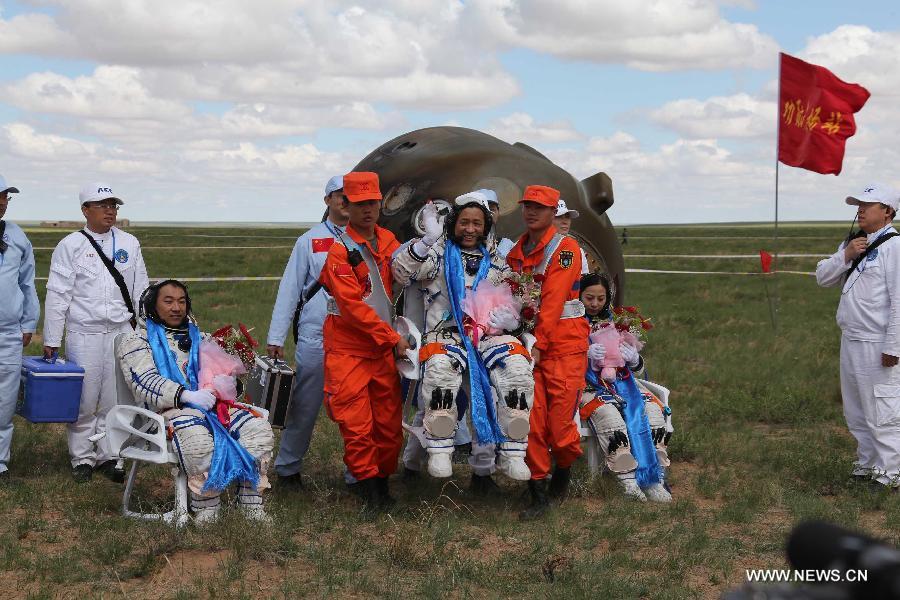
left=192, top=505, right=220, bottom=526
left=620, top=478, right=647, bottom=502
left=427, top=452, right=453, bottom=478
left=240, top=503, right=272, bottom=523
left=497, top=454, right=531, bottom=481
left=644, top=482, right=672, bottom=503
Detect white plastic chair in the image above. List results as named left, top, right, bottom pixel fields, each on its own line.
left=101, top=334, right=267, bottom=528
left=579, top=378, right=671, bottom=475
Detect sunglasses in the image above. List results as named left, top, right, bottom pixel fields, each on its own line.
left=85, top=202, right=120, bottom=211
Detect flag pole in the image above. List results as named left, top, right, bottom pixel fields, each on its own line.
left=770, top=53, right=782, bottom=333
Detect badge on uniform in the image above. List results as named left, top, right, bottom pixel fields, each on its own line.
left=559, top=250, right=574, bottom=269
left=867, top=248, right=879, bottom=261
left=333, top=263, right=352, bottom=277
left=312, top=238, right=335, bottom=253
left=114, top=249, right=129, bottom=264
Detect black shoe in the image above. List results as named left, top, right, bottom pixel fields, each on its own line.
left=452, top=442, right=472, bottom=465
left=548, top=466, right=571, bottom=499
left=72, top=464, right=93, bottom=483
left=375, top=477, right=396, bottom=510
left=519, top=479, right=549, bottom=521
left=356, top=478, right=380, bottom=511
left=402, top=466, right=421, bottom=481
left=0, top=470, right=9, bottom=484
left=347, top=480, right=366, bottom=499
left=278, top=473, right=305, bottom=489
left=470, top=473, right=502, bottom=497
left=94, top=460, right=125, bottom=483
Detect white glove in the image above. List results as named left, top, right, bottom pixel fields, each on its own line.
left=421, top=202, right=443, bottom=246
left=496, top=237, right=515, bottom=259
left=182, top=388, right=216, bottom=411
left=487, top=306, right=520, bottom=331
left=587, top=343, right=606, bottom=362
left=619, top=342, right=640, bottom=368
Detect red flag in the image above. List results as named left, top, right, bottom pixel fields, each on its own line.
left=778, top=53, right=870, bottom=175
left=759, top=250, right=773, bottom=273
left=311, top=237, right=335, bottom=253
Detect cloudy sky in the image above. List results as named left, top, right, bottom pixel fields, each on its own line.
left=2, top=0, right=899, bottom=225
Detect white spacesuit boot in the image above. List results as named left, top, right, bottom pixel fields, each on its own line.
left=190, top=491, right=221, bottom=525
left=237, top=482, right=271, bottom=522
left=482, top=336, right=534, bottom=481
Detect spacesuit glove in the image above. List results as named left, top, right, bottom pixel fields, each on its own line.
left=412, top=239, right=431, bottom=258
left=421, top=202, right=443, bottom=246
left=587, top=343, right=606, bottom=362
left=496, top=237, right=516, bottom=259
left=182, top=389, right=216, bottom=411
left=619, top=342, right=640, bottom=369
left=487, top=306, right=520, bottom=331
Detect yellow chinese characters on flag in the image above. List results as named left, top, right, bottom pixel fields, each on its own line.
left=778, top=53, right=870, bottom=175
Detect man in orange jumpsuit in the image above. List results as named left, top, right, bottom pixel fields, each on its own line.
left=319, top=171, right=410, bottom=509
left=506, top=184, right=589, bottom=520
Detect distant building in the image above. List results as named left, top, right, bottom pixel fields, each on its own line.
left=40, top=219, right=130, bottom=228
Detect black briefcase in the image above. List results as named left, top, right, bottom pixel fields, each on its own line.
left=244, top=355, right=295, bottom=428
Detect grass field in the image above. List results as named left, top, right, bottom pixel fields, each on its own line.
left=2, top=223, right=898, bottom=599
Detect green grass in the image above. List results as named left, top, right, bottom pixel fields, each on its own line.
left=2, top=223, right=897, bottom=599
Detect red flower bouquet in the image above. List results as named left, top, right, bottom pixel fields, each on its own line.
left=504, top=271, right=542, bottom=333
left=611, top=306, right=652, bottom=349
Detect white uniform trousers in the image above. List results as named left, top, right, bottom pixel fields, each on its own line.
left=65, top=324, right=132, bottom=467
left=0, top=332, right=23, bottom=474
left=274, top=339, right=325, bottom=477
left=840, top=336, right=900, bottom=485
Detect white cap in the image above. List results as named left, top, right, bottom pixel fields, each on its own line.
left=476, top=188, right=499, bottom=206
left=454, top=189, right=493, bottom=212
left=0, top=174, right=19, bottom=195
left=555, top=198, right=580, bottom=218
left=846, top=183, right=899, bottom=211
left=324, top=175, right=343, bottom=196
left=79, top=182, right=123, bottom=206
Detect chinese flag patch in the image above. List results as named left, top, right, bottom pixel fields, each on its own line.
left=333, top=263, right=352, bottom=277
left=312, top=237, right=335, bottom=253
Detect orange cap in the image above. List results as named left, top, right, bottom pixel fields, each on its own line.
left=343, top=171, right=382, bottom=202
left=519, top=185, right=560, bottom=207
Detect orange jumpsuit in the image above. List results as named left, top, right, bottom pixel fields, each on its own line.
left=507, top=227, right=589, bottom=480
left=320, top=225, right=402, bottom=481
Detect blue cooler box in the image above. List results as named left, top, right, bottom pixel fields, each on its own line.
left=17, top=356, right=85, bottom=423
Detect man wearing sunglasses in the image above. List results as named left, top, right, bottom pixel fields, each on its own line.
left=43, top=183, right=149, bottom=483
left=0, top=174, right=40, bottom=483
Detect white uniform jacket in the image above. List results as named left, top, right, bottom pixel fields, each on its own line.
left=44, top=227, right=149, bottom=347
left=267, top=220, right=343, bottom=350
left=816, top=224, right=900, bottom=356
left=392, top=238, right=510, bottom=333
left=0, top=221, right=40, bottom=338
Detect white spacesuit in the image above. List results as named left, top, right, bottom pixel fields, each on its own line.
left=393, top=192, right=534, bottom=482
left=118, top=313, right=275, bottom=522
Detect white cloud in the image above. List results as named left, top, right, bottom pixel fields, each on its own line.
left=472, top=0, right=779, bottom=71
left=486, top=112, right=583, bottom=143
left=3, top=67, right=191, bottom=120
left=3, top=123, right=97, bottom=161
left=0, top=1, right=519, bottom=111
left=650, top=93, right=775, bottom=139
left=800, top=26, right=899, bottom=97
left=0, top=12, right=76, bottom=56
